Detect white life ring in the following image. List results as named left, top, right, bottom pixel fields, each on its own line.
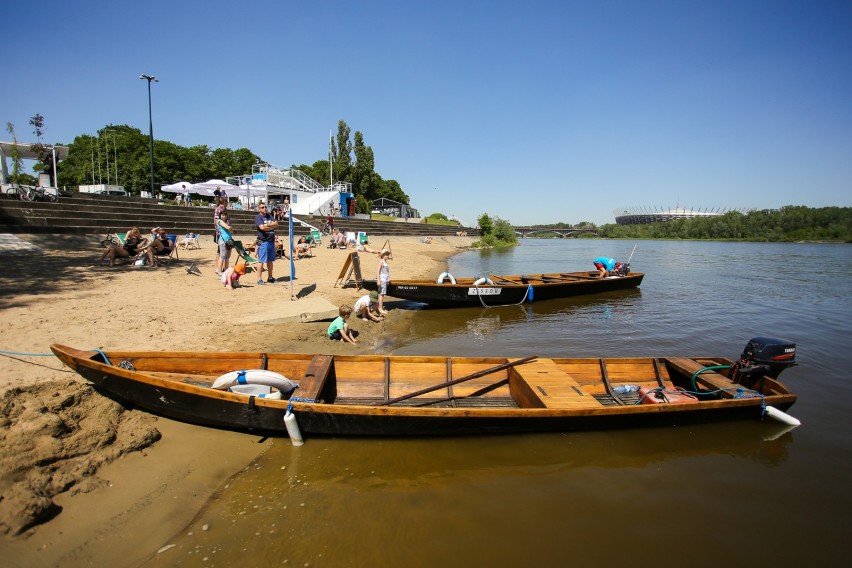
left=437, top=272, right=457, bottom=285
left=473, top=277, right=494, bottom=286
left=212, top=369, right=297, bottom=397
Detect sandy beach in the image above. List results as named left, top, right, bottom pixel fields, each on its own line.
left=0, top=232, right=471, bottom=566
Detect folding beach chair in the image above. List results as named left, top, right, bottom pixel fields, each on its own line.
left=358, top=231, right=368, bottom=245
left=233, top=240, right=258, bottom=266
left=155, top=235, right=180, bottom=265
left=179, top=232, right=200, bottom=250
left=309, top=229, right=322, bottom=247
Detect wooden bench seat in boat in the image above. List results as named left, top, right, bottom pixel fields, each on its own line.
left=664, top=357, right=744, bottom=398
left=510, top=359, right=601, bottom=409
left=297, top=355, right=336, bottom=402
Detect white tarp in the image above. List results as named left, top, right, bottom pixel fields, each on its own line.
left=189, top=179, right=243, bottom=196
left=160, top=181, right=193, bottom=193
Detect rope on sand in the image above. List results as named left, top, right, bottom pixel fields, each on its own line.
left=0, top=349, right=54, bottom=357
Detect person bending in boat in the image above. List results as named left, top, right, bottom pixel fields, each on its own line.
left=328, top=304, right=359, bottom=344
left=354, top=290, right=384, bottom=322
left=593, top=256, right=624, bottom=278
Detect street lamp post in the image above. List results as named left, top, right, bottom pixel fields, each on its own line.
left=139, top=74, right=158, bottom=196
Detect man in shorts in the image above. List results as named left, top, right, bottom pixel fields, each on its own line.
left=255, top=202, right=279, bottom=284
left=593, top=257, right=623, bottom=278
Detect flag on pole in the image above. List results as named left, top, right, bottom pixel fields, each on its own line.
left=288, top=208, right=296, bottom=293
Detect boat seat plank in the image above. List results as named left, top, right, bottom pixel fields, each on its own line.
left=510, top=360, right=602, bottom=409
left=145, top=371, right=216, bottom=387
left=298, top=355, right=336, bottom=402
left=665, top=357, right=743, bottom=398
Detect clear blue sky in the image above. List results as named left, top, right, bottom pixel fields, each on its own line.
left=4, top=0, right=850, bottom=225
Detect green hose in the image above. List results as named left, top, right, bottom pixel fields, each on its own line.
left=691, top=365, right=731, bottom=392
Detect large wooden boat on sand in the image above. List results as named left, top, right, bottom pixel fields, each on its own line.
left=51, top=337, right=799, bottom=439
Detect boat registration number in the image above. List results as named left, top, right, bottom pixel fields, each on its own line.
left=467, top=287, right=501, bottom=296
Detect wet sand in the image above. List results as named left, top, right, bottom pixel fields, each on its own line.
left=0, top=233, right=471, bottom=566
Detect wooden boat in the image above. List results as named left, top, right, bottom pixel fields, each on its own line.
left=51, top=337, right=799, bottom=438
left=357, top=270, right=644, bottom=307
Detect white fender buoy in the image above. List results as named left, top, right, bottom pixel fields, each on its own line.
left=473, top=277, right=494, bottom=286
left=437, top=272, right=457, bottom=285
left=764, top=406, right=801, bottom=427
left=284, top=411, right=304, bottom=446
left=212, top=369, right=297, bottom=396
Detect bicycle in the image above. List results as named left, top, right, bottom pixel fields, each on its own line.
left=17, top=185, right=57, bottom=202
left=101, top=229, right=122, bottom=248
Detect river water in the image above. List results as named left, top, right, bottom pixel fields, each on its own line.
left=145, top=240, right=852, bottom=567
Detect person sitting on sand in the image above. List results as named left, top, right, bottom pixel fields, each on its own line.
left=221, top=262, right=247, bottom=290
left=354, top=290, right=384, bottom=322
left=101, top=227, right=146, bottom=266
left=327, top=304, right=358, bottom=344
left=355, top=242, right=378, bottom=254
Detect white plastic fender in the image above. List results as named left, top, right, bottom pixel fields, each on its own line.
left=764, top=405, right=802, bottom=427
left=437, top=272, right=457, bottom=285
left=473, top=277, right=494, bottom=286
left=212, top=369, right=297, bottom=396
left=284, top=411, right=304, bottom=446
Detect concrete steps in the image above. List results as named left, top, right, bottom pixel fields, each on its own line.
left=0, top=193, right=477, bottom=239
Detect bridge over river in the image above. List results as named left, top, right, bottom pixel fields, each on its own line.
left=513, top=226, right=599, bottom=237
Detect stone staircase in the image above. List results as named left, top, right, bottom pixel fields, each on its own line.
left=0, top=193, right=478, bottom=239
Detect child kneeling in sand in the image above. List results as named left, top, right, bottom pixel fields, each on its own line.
left=328, top=304, right=359, bottom=344
left=354, top=290, right=384, bottom=322
left=221, top=262, right=247, bottom=290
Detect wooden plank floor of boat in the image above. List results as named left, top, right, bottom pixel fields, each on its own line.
left=512, top=359, right=601, bottom=409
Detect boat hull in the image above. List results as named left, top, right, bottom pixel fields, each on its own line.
left=52, top=344, right=796, bottom=438
left=360, top=272, right=644, bottom=307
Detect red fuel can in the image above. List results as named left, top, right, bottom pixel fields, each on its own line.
left=638, top=387, right=699, bottom=405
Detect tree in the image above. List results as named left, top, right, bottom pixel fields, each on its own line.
left=5, top=122, right=24, bottom=184
left=478, top=213, right=493, bottom=235
left=351, top=131, right=377, bottom=198
left=332, top=120, right=352, bottom=184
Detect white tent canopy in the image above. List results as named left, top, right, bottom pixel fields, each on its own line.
left=189, top=179, right=243, bottom=196
left=160, top=181, right=193, bottom=193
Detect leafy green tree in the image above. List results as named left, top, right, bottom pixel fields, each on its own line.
left=5, top=122, right=24, bottom=184
left=332, top=120, right=352, bottom=184
left=355, top=194, right=372, bottom=214
left=478, top=213, right=493, bottom=236
left=473, top=214, right=518, bottom=248
left=351, top=131, right=377, bottom=198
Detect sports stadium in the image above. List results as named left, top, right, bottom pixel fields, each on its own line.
left=614, top=206, right=753, bottom=225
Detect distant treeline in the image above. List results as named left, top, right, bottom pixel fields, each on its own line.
left=595, top=206, right=851, bottom=242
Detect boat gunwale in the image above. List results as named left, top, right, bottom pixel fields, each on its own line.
left=50, top=344, right=796, bottom=420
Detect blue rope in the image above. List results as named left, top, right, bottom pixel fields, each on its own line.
left=0, top=349, right=54, bottom=357
left=286, top=392, right=314, bottom=414
left=93, top=349, right=113, bottom=365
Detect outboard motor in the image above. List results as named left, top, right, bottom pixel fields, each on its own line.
left=731, top=337, right=796, bottom=384
left=615, top=262, right=630, bottom=276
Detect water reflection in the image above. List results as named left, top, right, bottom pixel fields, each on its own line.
left=144, top=423, right=794, bottom=568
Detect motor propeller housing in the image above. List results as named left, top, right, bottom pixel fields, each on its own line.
left=733, top=336, right=797, bottom=381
